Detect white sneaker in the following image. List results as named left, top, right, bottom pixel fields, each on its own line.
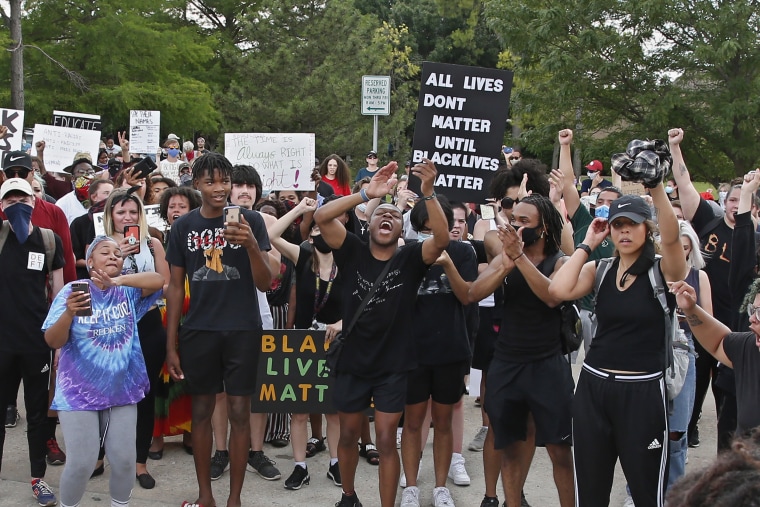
left=622, top=495, right=635, bottom=507
left=397, top=428, right=403, bottom=449
left=400, top=460, right=422, bottom=488
left=400, top=485, right=421, bottom=507
left=447, top=453, right=470, bottom=486
left=468, top=426, right=488, bottom=452
left=433, top=486, right=455, bottom=507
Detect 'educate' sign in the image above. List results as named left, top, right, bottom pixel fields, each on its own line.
left=411, top=62, right=513, bottom=202
left=52, top=110, right=102, bottom=131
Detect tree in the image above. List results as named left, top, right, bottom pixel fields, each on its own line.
left=484, top=0, right=760, bottom=180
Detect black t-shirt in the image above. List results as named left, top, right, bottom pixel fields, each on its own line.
left=692, top=199, right=757, bottom=330
left=412, top=240, right=477, bottom=365
left=165, top=208, right=271, bottom=331
left=722, top=332, right=760, bottom=433
left=70, top=213, right=96, bottom=280
left=266, top=256, right=294, bottom=308
left=294, top=245, right=343, bottom=329
left=586, top=258, right=669, bottom=373
left=495, top=255, right=563, bottom=362
left=0, top=226, right=65, bottom=353
left=333, top=233, right=429, bottom=376
left=317, top=181, right=335, bottom=199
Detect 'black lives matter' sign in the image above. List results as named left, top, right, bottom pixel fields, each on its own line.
left=411, top=62, right=513, bottom=203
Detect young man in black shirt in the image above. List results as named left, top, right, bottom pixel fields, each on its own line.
left=314, top=159, right=450, bottom=507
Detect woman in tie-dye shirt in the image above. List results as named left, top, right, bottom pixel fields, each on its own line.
left=42, top=236, right=163, bottom=507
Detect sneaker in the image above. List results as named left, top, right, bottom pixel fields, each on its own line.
left=327, top=461, right=342, bottom=486
left=31, top=479, right=57, bottom=507
left=622, top=494, right=635, bottom=507
left=521, top=490, right=532, bottom=507
left=400, top=485, right=420, bottom=507
left=210, top=450, right=230, bottom=481
left=468, top=426, right=488, bottom=452
left=400, top=460, right=422, bottom=488
left=448, top=453, right=470, bottom=486
left=688, top=427, right=700, bottom=448
left=433, top=486, right=455, bottom=507
left=5, top=405, right=19, bottom=428
left=480, top=496, right=500, bottom=507
left=396, top=427, right=403, bottom=449
left=335, top=491, right=363, bottom=507
left=45, top=438, right=66, bottom=466
left=247, top=450, right=281, bottom=480
left=284, top=465, right=310, bottom=490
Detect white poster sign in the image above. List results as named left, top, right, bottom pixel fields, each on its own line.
left=0, top=108, right=25, bottom=158
left=224, top=133, right=315, bottom=191
left=32, top=124, right=102, bottom=173
left=144, top=204, right=167, bottom=232
left=129, top=110, right=161, bottom=154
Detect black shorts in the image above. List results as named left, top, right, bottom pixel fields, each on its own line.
left=471, top=305, right=499, bottom=372
left=485, top=354, right=574, bottom=449
left=179, top=328, right=260, bottom=396
left=332, top=371, right=407, bottom=414
left=406, top=360, right=468, bottom=405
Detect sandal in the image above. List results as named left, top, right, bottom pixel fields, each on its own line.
left=305, top=437, right=326, bottom=458
left=359, top=443, right=380, bottom=465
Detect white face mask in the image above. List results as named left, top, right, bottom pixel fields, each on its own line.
left=587, top=171, right=598, bottom=179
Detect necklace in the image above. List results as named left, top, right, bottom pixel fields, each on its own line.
left=314, top=262, right=338, bottom=315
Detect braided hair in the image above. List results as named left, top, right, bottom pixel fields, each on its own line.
left=519, top=194, right=563, bottom=256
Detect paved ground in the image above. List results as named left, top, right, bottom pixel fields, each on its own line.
left=1, top=359, right=720, bottom=507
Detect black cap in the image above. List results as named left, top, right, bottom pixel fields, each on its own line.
left=2, top=151, right=32, bottom=172
left=366, top=150, right=378, bottom=158
left=608, top=194, right=651, bottom=223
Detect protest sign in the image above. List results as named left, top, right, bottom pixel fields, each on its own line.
left=52, top=110, right=102, bottom=131
left=410, top=62, right=513, bottom=202
left=224, top=133, right=315, bottom=191
left=0, top=109, right=25, bottom=159
left=129, top=110, right=161, bottom=154
left=621, top=181, right=645, bottom=196
left=144, top=204, right=167, bottom=232
left=32, top=124, right=101, bottom=173
left=251, top=330, right=335, bottom=413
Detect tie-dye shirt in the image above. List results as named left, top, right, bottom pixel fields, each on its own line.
left=43, top=280, right=162, bottom=411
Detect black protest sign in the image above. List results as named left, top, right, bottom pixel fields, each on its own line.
left=410, top=62, right=513, bottom=202
left=252, top=330, right=335, bottom=414
left=52, top=110, right=102, bottom=131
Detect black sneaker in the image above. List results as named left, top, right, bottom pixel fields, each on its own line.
left=688, top=427, right=700, bottom=448
left=284, top=465, right=310, bottom=490
left=5, top=405, right=19, bottom=428
left=247, top=450, right=281, bottom=480
left=327, top=461, right=342, bottom=486
left=335, top=492, right=363, bottom=507
left=521, top=490, right=532, bottom=507
left=480, top=496, right=499, bottom=507
left=210, top=450, right=230, bottom=481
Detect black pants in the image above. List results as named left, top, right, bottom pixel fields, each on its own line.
left=0, top=350, right=52, bottom=478
left=135, top=308, right=166, bottom=464
left=573, top=366, right=668, bottom=507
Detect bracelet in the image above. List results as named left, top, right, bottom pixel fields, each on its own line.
left=420, top=192, right=437, bottom=201
left=576, top=243, right=593, bottom=256
left=359, top=188, right=370, bottom=202
left=509, top=252, right=525, bottom=261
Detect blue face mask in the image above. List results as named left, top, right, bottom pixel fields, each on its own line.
left=167, top=148, right=180, bottom=158
left=595, top=205, right=610, bottom=219
left=5, top=202, right=33, bottom=243
left=417, top=231, right=433, bottom=241
left=665, top=185, right=674, bottom=194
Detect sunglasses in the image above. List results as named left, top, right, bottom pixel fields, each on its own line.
left=5, top=168, right=30, bottom=178
left=367, top=155, right=377, bottom=159
left=501, top=197, right=518, bottom=209
left=747, top=304, right=760, bottom=321
left=508, top=156, right=521, bottom=161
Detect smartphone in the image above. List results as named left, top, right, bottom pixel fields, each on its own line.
left=480, top=204, right=495, bottom=220
left=124, top=225, right=141, bottom=253
left=224, top=205, right=241, bottom=224
left=132, top=157, right=157, bottom=180
left=71, top=282, right=92, bottom=317
left=503, top=146, right=513, bottom=154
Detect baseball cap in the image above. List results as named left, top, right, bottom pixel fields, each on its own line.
left=585, top=160, right=603, bottom=172
left=607, top=194, right=651, bottom=224
left=2, top=151, right=33, bottom=172
left=167, top=133, right=180, bottom=141
left=366, top=150, right=378, bottom=158
left=0, top=177, right=34, bottom=200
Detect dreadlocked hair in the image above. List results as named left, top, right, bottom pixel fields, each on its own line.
left=519, top=194, right=563, bottom=256
left=192, top=152, right=233, bottom=182
left=739, top=278, right=760, bottom=315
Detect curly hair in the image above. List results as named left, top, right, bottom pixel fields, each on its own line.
left=159, top=186, right=202, bottom=222
left=518, top=194, right=563, bottom=256
left=319, top=154, right=351, bottom=189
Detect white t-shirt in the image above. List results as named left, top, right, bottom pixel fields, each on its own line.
left=56, top=191, right=88, bottom=225
left=159, top=159, right=182, bottom=185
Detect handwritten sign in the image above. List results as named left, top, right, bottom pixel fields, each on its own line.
left=93, top=212, right=105, bottom=236
left=410, top=62, right=513, bottom=202
left=621, top=181, right=645, bottom=196
left=144, top=204, right=167, bottom=232
left=52, top=110, right=102, bottom=131
left=251, top=330, right=335, bottom=413
left=0, top=108, right=25, bottom=159
left=224, top=133, right=315, bottom=192
left=129, top=110, right=160, bottom=154
left=32, top=124, right=101, bottom=173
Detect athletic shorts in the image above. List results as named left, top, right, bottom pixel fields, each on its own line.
left=179, top=328, right=260, bottom=396
left=332, top=371, right=407, bottom=414
left=471, top=305, right=499, bottom=372
left=405, top=360, right=469, bottom=405
left=485, top=353, right=574, bottom=449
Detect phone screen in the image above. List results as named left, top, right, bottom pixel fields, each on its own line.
left=72, top=283, right=92, bottom=317
left=480, top=204, right=495, bottom=220
left=124, top=225, right=141, bottom=253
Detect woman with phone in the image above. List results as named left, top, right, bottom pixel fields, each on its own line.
left=102, top=188, right=171, bottom=489
left=43, top=235, right=164, bottom=507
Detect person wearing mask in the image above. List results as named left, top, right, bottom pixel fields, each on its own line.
left=159, top=136, right=183, bottom=185
left=55, top=153, right=97, bottom=225
left=579, top=160, right=613, bottom=196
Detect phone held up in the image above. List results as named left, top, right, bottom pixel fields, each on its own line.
left=224, top=205, right=241, bottom=226
left=480, top=204, right=496, bottom=220
left=124, top=225, right=141, bottom=254
left=71, top=282, right=92, bottom=317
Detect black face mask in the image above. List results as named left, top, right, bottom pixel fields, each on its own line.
left=312, top=235, right=332, bottom=254
left=520, top=226, right=543, bottom=247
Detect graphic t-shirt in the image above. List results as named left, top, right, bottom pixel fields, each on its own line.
left=43, top=281, right=162, bottom=410
left=333, top=233, right=429, bottom=376
left=165, top=207, right=271, bottom=331
left=160, top=159, right=183, bottom=185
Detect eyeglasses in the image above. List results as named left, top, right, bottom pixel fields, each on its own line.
left=5, top=168, right=30, bottom=178
left=747, top=304, right=760, bottom=320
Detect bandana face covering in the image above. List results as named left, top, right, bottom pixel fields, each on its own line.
left=5, top=202, right=33, bottom=243
left=74, top=176, right=92, bottom=206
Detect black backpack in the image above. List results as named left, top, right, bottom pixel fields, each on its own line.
left=540, top=251, right=583, bottom=355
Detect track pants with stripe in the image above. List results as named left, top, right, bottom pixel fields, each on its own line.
left=573, top=365, right=669, bottom=507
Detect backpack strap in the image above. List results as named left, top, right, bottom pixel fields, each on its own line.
left=647, top=258, right=676, bottom=370
left=39, top=228, right=56, bottom=274
left=591, top=257, right=615, bottom=317
left=0, top=221, right=10, bottom=254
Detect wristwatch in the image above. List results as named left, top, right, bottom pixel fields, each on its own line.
left=576, top=243, right=592, bottom=255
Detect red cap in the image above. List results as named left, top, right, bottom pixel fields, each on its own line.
left=585, top=160, right=603, bottom=172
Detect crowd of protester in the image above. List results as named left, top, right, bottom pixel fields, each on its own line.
left=1, top=124, right=759, bottom=507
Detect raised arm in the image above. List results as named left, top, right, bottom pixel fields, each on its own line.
left=671, top=280, right=732, bottom=366
left=268, top=197, right=317, bottom=263
left=412, top=159, right=449, bottom=264
left=45, top=288, right=89, bottom=349
left=668, top=128, right=700, bottom=220
left=549, top=217, right=608, bottom=301
left=651, top=182, right=687, bottom=282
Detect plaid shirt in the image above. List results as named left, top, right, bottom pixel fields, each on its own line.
left=611, top=139, right=672, bottom=188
